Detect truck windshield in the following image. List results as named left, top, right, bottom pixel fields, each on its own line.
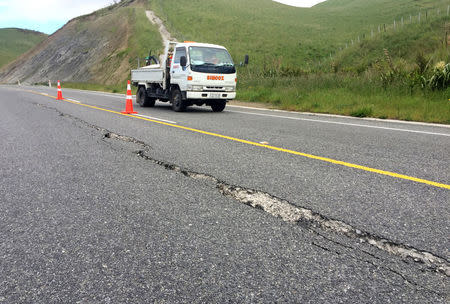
left=189, top=47, right=235, bottom=74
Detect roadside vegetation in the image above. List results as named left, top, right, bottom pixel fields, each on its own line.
left=0, top=28, right=47, bottom=68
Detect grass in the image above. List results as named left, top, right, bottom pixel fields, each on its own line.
left=127, top=7, right=163, bottom=69
left=148, top=0, right=449, bottom=67
left=334, top=17, right=450, bottom=73
left=0, top=28, right=47, bottom=68
left=237, top=73, right=450, bottom=123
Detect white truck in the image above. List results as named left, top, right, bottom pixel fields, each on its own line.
left=131, top=41, right=237, bottom=112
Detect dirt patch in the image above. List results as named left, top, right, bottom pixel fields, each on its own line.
left=145, top=10, right=177, bottom=45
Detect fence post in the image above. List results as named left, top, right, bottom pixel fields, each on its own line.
left=384, top=24, right=386, bottom=32
left=137, top=57, right=140, bottom=68
left=394, top=20, right=396, bottom=30
left=378, top=25, right=380, bottom=33
left=401, top=17, right=404, bottom=26
left=410, top=15, right=412, bottom=23
left=418, top=12, right=421, bottom=23
left=447, top=5, right=449, bottom=16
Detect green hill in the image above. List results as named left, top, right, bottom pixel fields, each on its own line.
left=147, top=0, right=448, bottom=66
left=0, top=28, right=47, bottom=68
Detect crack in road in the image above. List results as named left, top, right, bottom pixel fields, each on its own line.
left=34, top=102, right=450, bottom=278
left=136, top=148, right=450, bottom=278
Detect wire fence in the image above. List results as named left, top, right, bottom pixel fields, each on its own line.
left=325, top=5, right=450, bottom=63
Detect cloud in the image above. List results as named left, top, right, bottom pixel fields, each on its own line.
left=0, top=0, right=113, bottom=32
left=273, top=0, right=328, bottom=8
left=1, top=0, right=114, bottom=21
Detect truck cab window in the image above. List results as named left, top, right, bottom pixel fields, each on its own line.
left=174, top=47, right=187, bottom=64
left=189, top=47, right=235, bottom=74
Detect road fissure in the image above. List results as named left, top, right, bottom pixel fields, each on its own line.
left=26, top=88, right=450, bottom=190
left=32, top=102, right=450, bottom=277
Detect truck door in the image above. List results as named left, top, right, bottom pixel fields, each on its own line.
left=170, top=47, right=188, bottom=90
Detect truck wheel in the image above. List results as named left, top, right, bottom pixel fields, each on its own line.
left=171, top=88, right=186, bottom=112
left=137, top=87, right=156, bottom=107
left=211, top=100, right=226, bottom=112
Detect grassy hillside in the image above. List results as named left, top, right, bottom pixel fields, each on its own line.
left=0, top=28, right=47, bottom=68
left=334, top=18, right=449, bottom=73
left=148, top=0, right=448, bottom=66
left=147, top=0, right=449, bottom=123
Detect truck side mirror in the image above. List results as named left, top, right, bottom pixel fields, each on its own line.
left=244, top=54, right=249, bottom=65
left=180, top=56, right=187, bottom=67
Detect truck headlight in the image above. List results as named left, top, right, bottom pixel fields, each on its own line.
left=187, top=85, right=203, bottom=91
left=225, top=86, right=236, bottom=92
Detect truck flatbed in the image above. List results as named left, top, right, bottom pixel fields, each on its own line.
left=131, top=66, right=164, bottom=84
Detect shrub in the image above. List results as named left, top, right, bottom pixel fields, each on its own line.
left=350, top=107, right=373, bottom=117
left=428, top=61, right=450, bottom=90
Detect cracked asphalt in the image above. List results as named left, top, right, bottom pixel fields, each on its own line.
left=0, top=85, right=449, bottom=302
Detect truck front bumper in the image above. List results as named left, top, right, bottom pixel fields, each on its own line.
left=186, top=91, right=236, bottom=100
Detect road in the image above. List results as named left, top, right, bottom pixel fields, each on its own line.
left=0, top=84, right=449, bottom=302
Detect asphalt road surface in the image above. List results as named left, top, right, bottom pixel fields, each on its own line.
left=1, top=85, right=449, bottom=303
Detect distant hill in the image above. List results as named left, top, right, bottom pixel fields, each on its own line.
left=0, top=0, right=161, bottom=85
left=0, top=28, right=47, bottom=68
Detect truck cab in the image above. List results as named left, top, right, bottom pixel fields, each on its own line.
left=131, top=41, right=237, bottom=112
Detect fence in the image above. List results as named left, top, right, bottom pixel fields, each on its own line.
left=327, top=5, right=450, bottom=62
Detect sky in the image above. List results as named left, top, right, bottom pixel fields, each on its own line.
left=0, top=0, right=328, bottom=35
left=0, top=0, right=113, bottom=34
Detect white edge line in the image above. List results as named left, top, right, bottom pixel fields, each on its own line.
left=133, top=114, right=177, bottom=124
left=228, top=110, right=450, bottom=137
left=37, top=89, right=175, bottom=124
left=36, top=85, right=135, bottom=99
left=227, top=104, right=450, bottom=129
left=30, top=85, right=449, bottom=131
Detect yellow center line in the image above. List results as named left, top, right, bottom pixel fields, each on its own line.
left=27, top=89, right=450, bottom=190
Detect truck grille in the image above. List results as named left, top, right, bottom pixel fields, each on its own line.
left=206, top=86, right=225, bottom=91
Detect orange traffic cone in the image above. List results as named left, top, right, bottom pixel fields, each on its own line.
left=57, top=80, right=63, bottom=100
left=122, top=80, right=137, bottom=114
